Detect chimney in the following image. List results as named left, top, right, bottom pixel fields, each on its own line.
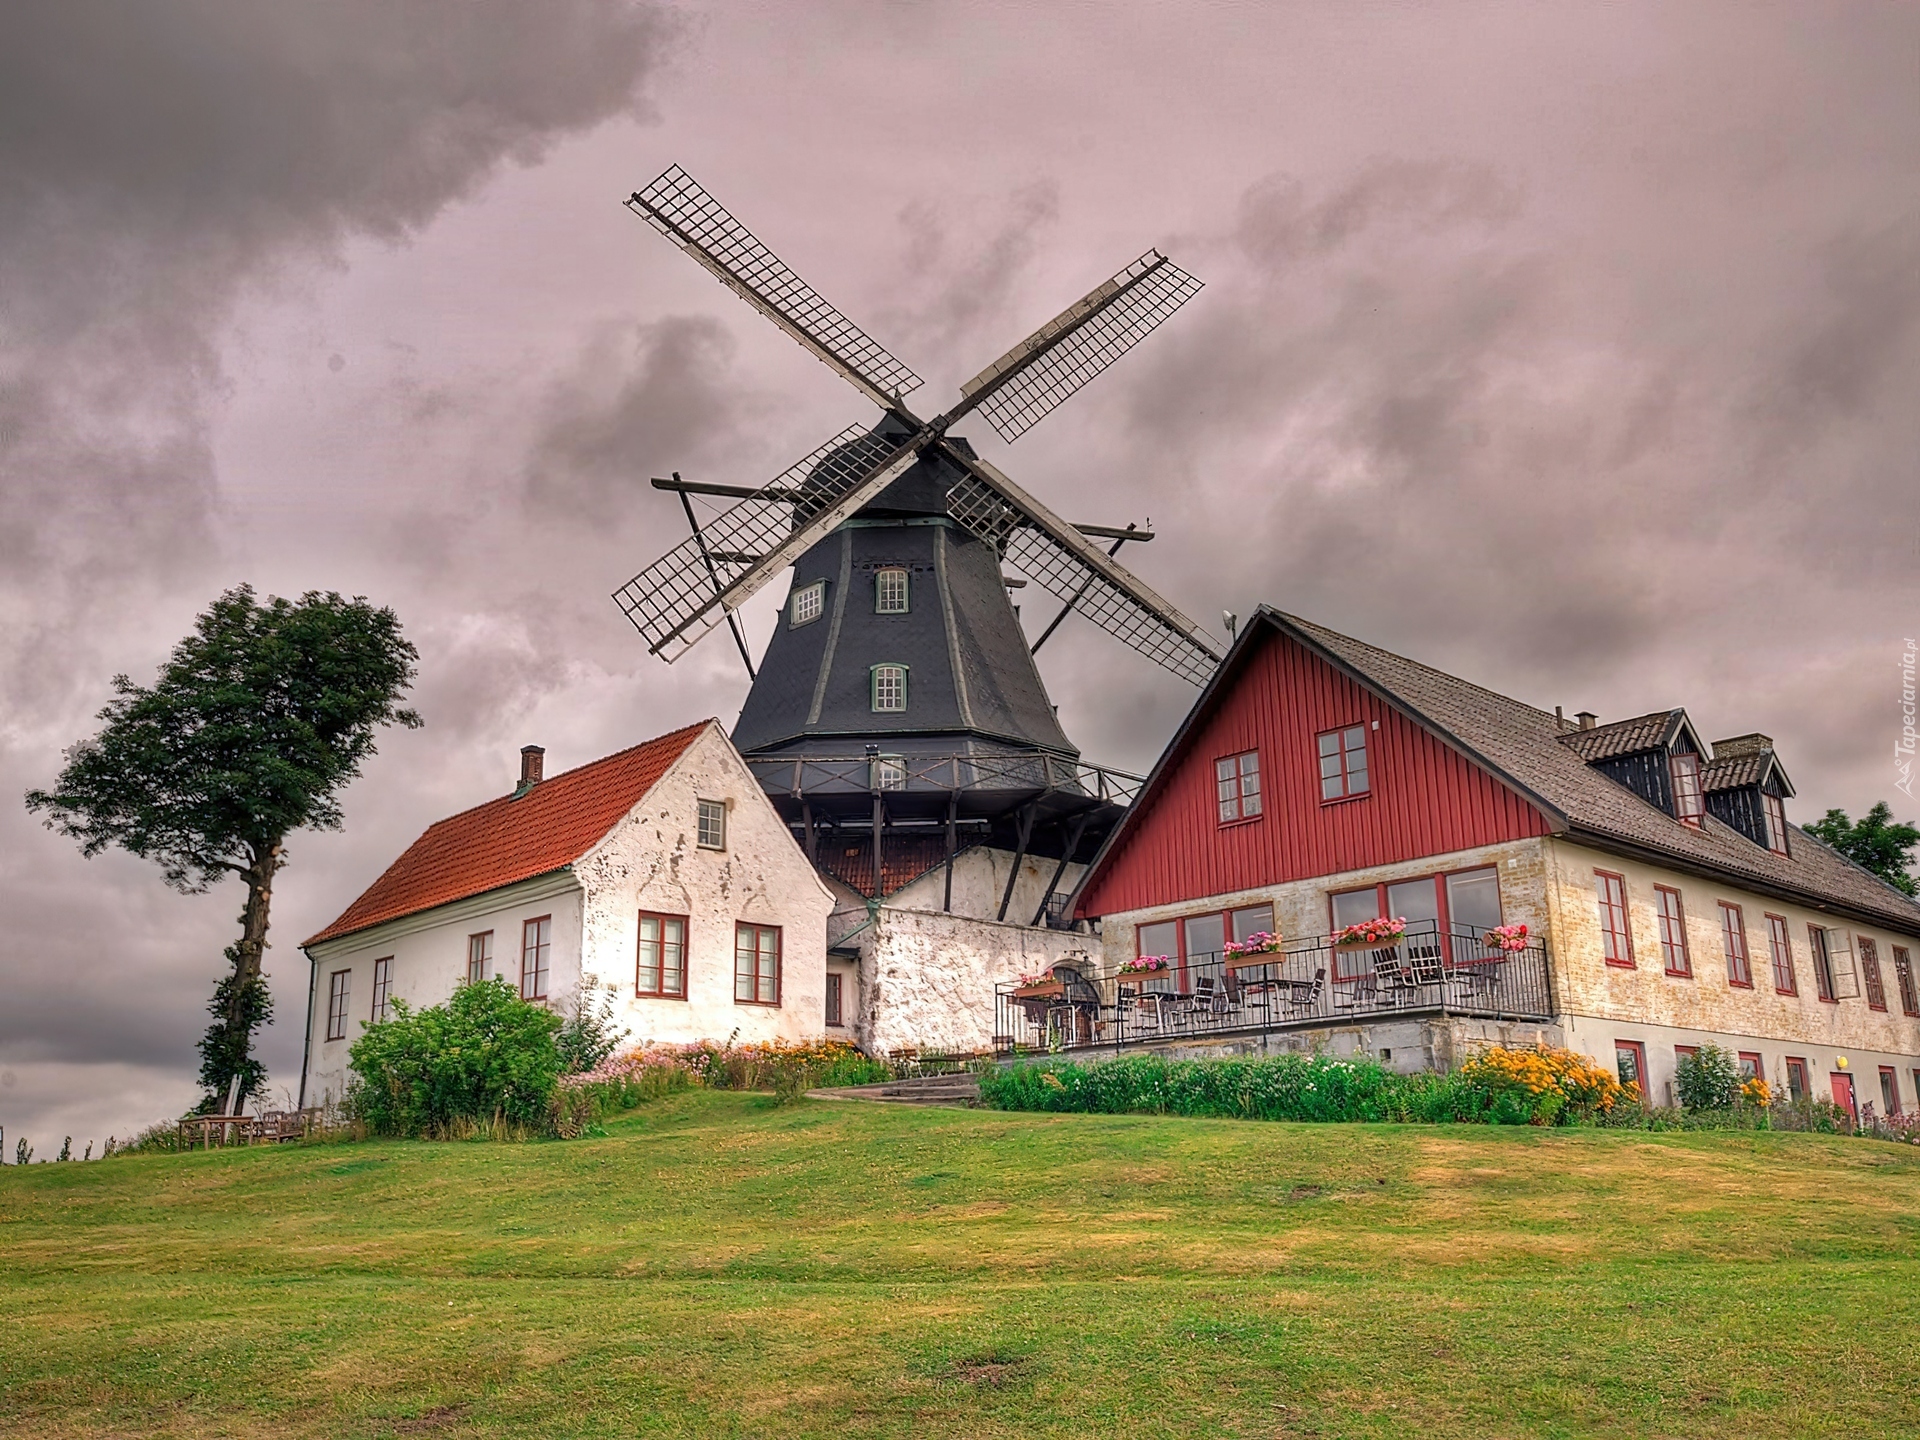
left=516, top=745, right=545, bottom=795
left=1711, top=733, right=1772, bottom=758
left=1554, top=705, right=1566, bottom=732
left=1575, top=711, right=1598, bottom=730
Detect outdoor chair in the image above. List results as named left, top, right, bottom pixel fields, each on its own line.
left=1284, top=968, right=1326, bottom=1017
left=1371, top=947, right=1419, bottom=1004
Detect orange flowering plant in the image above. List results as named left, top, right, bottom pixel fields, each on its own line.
left=1454, top=1044, right=1628, bottom=1125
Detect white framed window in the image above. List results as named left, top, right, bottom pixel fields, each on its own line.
left=871, top=754, right=907, bottom=791
left=697, top=798, right=727, bottom=850
left=1215, top=750, right=1261, bottom=823
left=1763, top=791, right=1790, bottom=855
left=521, top=915, right=551, bottom=1001
left=875, top=567, right=909, bottom=613
left=326, top=969, right=351, bottom=1042
left=871, top=663, right=907, bottom=713
left=789, top=580, right=825, bottom=627
left=1669, top=752, right=1704, bottom=825
left=370, top=956, right=394, bottom=1022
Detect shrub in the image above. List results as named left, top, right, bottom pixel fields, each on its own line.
left=979, top=1053, right=1428, bottom=1123
left=1675, top=1044, right=1743, bottom=1112
left=1451, top=1045, right=1627, bottom=1126
left=348, top=978, right=562, bottom=1137
left=555, top=982, right=625, bottom=1076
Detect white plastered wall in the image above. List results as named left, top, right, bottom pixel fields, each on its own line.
left=300, top=871, right=585, bottom=1109
left=572, top=722, right=835, bottom=1048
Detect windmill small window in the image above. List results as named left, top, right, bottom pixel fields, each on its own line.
left=871, top=663, right=908, bottom=713
left=875, top=567, right=909, bottom=614
left=789, top=580, right=825, bottom=628
left=871, top=754, right=907, bottom=791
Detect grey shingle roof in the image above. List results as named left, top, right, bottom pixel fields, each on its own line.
left=1558, top=710, right=1682, bottom=761
left=1271, top=610, right=1920, bottom=935
left=1702, top=753, right=1766, bottom=790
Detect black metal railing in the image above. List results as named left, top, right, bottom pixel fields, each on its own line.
left=747, top=751, right=1144, bottom=804
left=992, top=920, right=1554, bottom=1054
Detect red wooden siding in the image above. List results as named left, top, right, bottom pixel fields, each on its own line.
left=1078, top=629, right=1552, bottom=917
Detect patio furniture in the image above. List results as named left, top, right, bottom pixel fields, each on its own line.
left=1284, top=968, right=1325, bottom=1017
left=1370, top=947, right=1420, bottom=1005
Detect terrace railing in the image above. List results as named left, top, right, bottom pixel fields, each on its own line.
left=993, top=920, right=1554, bottom=1055
left=747, top=751, right=1144, bottom=805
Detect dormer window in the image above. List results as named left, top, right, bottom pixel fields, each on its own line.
left=1763, top=791, right=1790, bottom=856
left=1669, top=753, right=1704, bottom=826
left=875, top=567, right=909, bottom=614
left=871, top=663, right=907, bottom=713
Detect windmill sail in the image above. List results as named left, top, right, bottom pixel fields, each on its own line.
left=956, top=251, right=1203, bottom=443
left=613, top=425, right=911, bottom=661
left=943, top=453, right=1221, bottom=685
left=628, top=166, right=923, bottom=408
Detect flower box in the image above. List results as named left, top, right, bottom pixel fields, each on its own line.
left=1334, top=918, right=1408, bottom=952
left=1117, top=956, right=1172, bottom=977
left=1483, top=923, right=1531, bottom=953
left=1012, top=979, right=1065, bottom=1001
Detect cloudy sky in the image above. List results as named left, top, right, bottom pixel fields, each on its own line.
left=4, top=2, right=1915, bottom=1149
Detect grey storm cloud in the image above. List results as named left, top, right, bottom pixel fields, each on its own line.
left=1, top=1, right=678, bottom=1145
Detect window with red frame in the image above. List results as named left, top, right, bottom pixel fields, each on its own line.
left=521, top=915, right=551, bottom=1001
left=1718, top=902, right=1752, bottom=988
left=1784, top=1056, right=1809, bottom=1102
left=1655, top=886, right=1691, bottom=977
left=1215, top=750, right=1262, bottom=823
left=1316, top=725, right=1370, bottom=801
left=1614, top=1040, right=1647, bottom=1098
left=326, top=968, right=351, bottom=1042
left=1137, top=903, right=1277, bottom=989
left=1762, top=791, right=1790, bottom=855
left=1765, top=914, right=1796, bottom=994
left=1669, top=753, right=1704, bottom=825
left=636, top=911, right=687, bottom=998
left=1737, top=1051, right=1763, bottom=1081
left=735, top=922, right=781, bottom=1005
left=1594, top=871, right=1633, bottom=967
left=1860, top=936, right=1887, bottom=1011
left=370, top=956, right=394, bottom=1023
left=1894, top=946, right=1919, bottom=1016
left=1879, top=1066, right=1902, bottom=1116
left=1325, top=869, right=1499, bottom=980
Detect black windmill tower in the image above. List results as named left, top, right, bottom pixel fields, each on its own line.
left=613, top=167, right=1222, bottom=923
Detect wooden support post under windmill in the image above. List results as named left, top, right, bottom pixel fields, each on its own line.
left=1032, top=810, right=1092, bottom=928
left=942, top=787, right=960, bottom=913
left=996, top=802, right=1039, bottom=923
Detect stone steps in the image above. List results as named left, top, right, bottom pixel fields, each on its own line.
left=808, top=1072, right=982, bottom=1106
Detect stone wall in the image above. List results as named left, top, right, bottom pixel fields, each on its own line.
left=856, top=906, right=1090, bottom=1055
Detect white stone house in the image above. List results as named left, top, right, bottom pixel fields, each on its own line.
left=298, top=720, right=835, bottom=1108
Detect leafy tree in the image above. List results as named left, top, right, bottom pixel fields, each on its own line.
left=1674, top=1044, right=1742, bottom=1112
left=26, top=586, right=419, bottom=1110
left=1806, top=802, right=1920, bottom=896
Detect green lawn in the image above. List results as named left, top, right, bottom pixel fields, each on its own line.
left=3, top=1090, right=1917, bottom=1439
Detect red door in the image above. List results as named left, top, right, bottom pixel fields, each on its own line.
left=1830, top=1073, right=1857, bottom=1123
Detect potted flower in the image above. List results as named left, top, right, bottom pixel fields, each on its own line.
left=1225, top=931, right=1281, bottom=958
left=1118, top=955, right=1171, bottom=975
left=1334, top=917, right=1407, bottom=952
left=1483, top=923, right=1530, bottom=953
left=1012, top=967, right=1063, bottom=998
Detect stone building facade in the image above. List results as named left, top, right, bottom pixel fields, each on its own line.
left=1072, top=607, right=1920, bottom=1116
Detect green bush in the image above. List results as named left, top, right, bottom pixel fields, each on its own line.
left=348, top=978, right=562, bottom=1137
left=979, top=1053, right=1438, bottom=1123
left=1675, top=1044, right=1742, bottom=1112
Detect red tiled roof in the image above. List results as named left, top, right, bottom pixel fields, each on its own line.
left=305, top=721, right=711, bottom=946
left=816, top=834, right=955, bottom=899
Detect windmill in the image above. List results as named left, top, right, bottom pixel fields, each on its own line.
left=614, top=166, right=1219, bottom=924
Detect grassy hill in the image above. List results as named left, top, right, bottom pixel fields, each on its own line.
left=3, top=1090, right=1917, bottom=1439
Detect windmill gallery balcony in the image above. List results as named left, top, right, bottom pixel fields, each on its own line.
left=993, top=920, right=1555, bottom=1055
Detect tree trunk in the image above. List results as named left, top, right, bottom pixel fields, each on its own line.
left=209, top=841, right=283, bottom=1105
